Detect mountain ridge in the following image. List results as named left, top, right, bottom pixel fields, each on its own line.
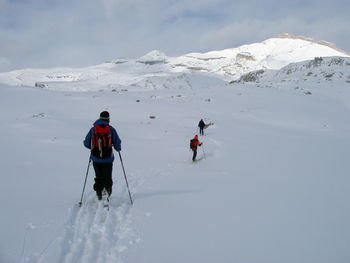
left=278, top=33, right=350, bottom=56
left=233, top=56, right=350, bottom=89
left=0, top=34, right=348, bottom=90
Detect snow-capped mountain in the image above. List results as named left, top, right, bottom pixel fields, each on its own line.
left=0, top=34, right=348, bottom=91
left=169, top=34, right=349, bottom=78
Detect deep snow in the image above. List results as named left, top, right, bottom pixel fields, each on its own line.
left=1, top=36, right=350, bottom=263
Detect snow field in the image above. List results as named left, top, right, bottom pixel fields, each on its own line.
left=1, top=61, right=350, bottom=262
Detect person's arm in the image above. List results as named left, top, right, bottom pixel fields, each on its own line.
left=111, top=127, right=122, bottom=152
left=83, top=128, right=92, bottom=149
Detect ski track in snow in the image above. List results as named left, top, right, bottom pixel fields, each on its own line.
left=58, top=192, right=135, bottom=263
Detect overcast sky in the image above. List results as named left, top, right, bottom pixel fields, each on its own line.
left=0, top=0, right=349, bottom=71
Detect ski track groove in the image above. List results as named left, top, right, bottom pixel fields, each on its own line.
left=58, top=192, right=134, bottom=263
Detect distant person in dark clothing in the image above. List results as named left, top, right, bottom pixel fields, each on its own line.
left=198, top=119, right=206, bottom=136
left=84, top=111, right=122, bottom=200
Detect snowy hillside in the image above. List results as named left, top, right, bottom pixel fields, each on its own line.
left=1, top=35, right=350, bottom=263
left=235, top=56, right=350, bottom=87
left=0, top=34, right=349, bottom=91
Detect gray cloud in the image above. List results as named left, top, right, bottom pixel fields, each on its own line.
left=0, top=0, right=349, bottom=72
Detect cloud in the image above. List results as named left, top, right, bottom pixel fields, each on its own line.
left=0, top=57, right=12, bottom=72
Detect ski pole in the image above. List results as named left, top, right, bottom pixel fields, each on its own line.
left=79, top=158, right=91, bottom=207
left=202, top=145, right=206, bottom=159
left=118, top=152, right=133, bottom=205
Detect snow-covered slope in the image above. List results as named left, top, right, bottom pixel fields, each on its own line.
left=235, top=56, right=350, bottom=88
left=0, top=35, right=348, bottom=90
left=170, top=34, right=349, bottom=78
left=1, top=35, right=350, bottom=263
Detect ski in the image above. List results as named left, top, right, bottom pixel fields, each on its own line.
left=102, top=189, right=110, bottom=210
left=103, top=200, right=109, bottom=210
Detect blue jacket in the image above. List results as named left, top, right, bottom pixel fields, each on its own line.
left=84, top=119, right=122, bottom=163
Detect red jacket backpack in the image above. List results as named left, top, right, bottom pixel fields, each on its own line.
left=91, top=124, right=112, bottom=158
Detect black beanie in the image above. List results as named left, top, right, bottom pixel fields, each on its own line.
left=100, top=111, right=110, bottom=122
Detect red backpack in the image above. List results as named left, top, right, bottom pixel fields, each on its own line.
left=91, top=124, right=112, bottom=158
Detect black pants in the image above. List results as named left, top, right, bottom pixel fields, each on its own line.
left=199, top=127, right=204, bottom=135
left=192, top=149, right=197, bottom=161
left=93, top=162, right=113, bottom=196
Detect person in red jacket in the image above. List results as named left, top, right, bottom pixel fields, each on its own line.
left=190, top=135, right=202, bottom=162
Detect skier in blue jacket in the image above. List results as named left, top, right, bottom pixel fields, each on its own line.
left=84, top=111, right=121, bottom=200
